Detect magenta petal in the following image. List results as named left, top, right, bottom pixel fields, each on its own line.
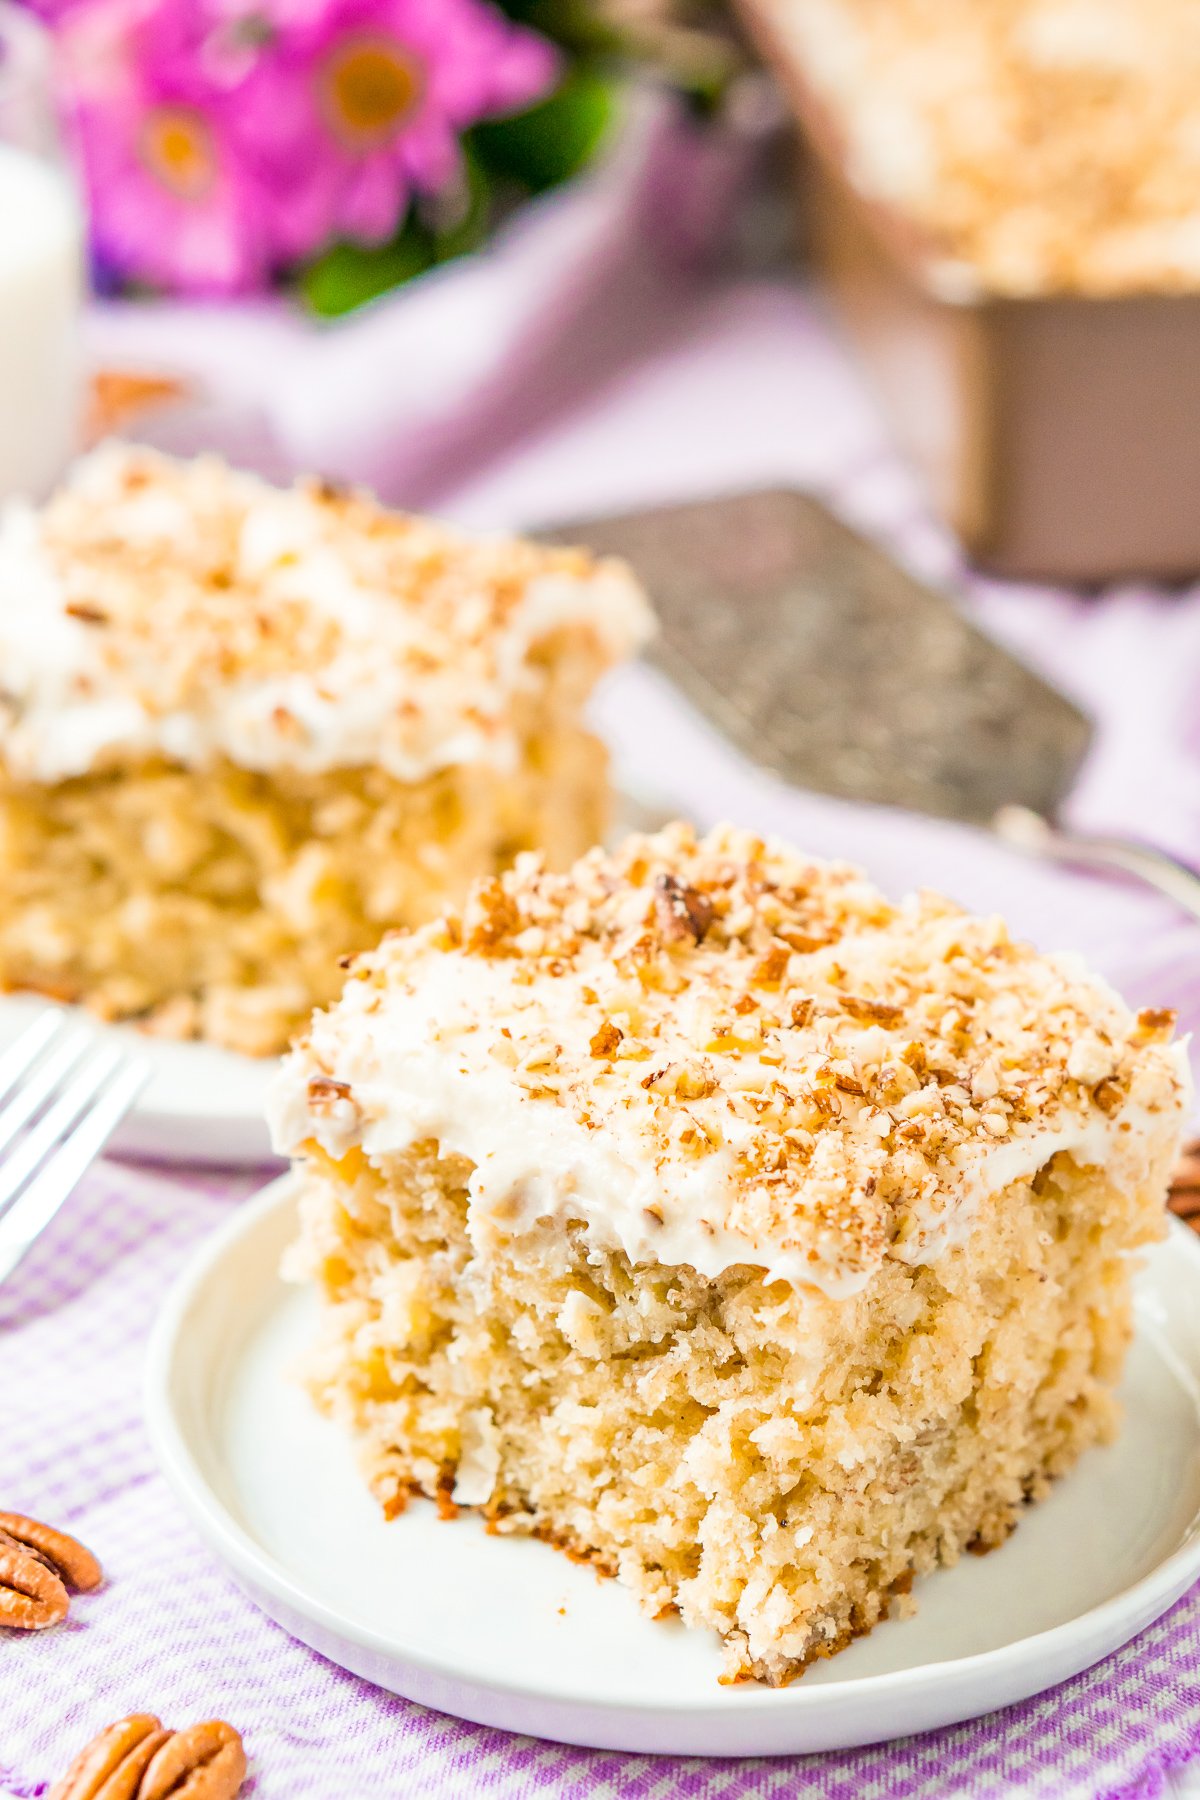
left=55, top=0, right=561, bottom=293
left=270, top=162, right=345, bottom=262
left=338, top=157, right=409, bottom=244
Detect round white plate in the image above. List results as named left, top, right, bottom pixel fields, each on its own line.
left=145, top=1175, right=1200, bottom=1756
left=0, top=994, right=277, bottom=1166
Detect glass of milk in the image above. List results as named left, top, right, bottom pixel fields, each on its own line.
left=0, top=3, right=84, bottom=501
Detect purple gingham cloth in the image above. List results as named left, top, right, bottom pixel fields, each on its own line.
left=6, top=261, right=1200, bottom=1793
left=2, top=1156, right=1200, bottom=1799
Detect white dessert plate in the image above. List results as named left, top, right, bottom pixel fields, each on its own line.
left=146, top=1174, right=1200, bottom=1757
left=0, top=993, right=277, bottom=1167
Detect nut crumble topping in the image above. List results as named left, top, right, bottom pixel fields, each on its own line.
left=0, top=442, right=652, bottom=783
left=274, top=822, right=1191, bottom=1294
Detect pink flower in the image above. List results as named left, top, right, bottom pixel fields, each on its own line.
left=52, top=0, right=560, bottom=295
left=230, top=0, right=561, bottom=254
left=56, top=0, right=274, bottom=293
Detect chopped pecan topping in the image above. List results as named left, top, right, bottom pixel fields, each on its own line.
left=465, top=879, right=522, bottom=953
left=64, top=601, right=108, bottom=625
left=653, top=873, right=714, bottom=945
left=589, top=1021, right=623, bottom=1058
left=751, top=944, right=790, bottom=989
left=642, top=1061, right=716, bottom=1100
left=307, top=1076, right=353, bottom=1105
left=269, top=704, right=304, bottom=738
left=292, top=819, right=1189, bottom=1292
left=435, top=1465, right=459, bottom=1522
left=1170, top=1139, right=1200, bottom=1229
left=777, top=928, right=831, bottom=955
left=841, top=995, right=903, bottom=1026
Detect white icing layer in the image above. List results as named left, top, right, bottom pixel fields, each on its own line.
left=269, top=826, right=1193, bottom=1299
left=269, top=950, right=1191, bottom=1299
left=0, top=443, right=653, bottom=783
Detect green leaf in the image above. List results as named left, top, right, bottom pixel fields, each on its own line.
left=469, top=66, right=617, bottom=195
left=299, top=222, right=436, bottom=318
left=493, top=1, right=622, bottom=57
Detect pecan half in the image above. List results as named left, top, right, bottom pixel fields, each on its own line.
left=140, top=1721, right=247, bottom=1800
left=0, top=1531, right=68, bottom=1630
left=0, top=1511, right=103, bottom=1593
left=49, top=1718, right=246, bottom=1800
left=47, top=1714, right=171, bottom=1800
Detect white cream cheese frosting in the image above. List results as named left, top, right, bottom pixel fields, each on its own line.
left=0, top=442, right=653, bottom=783
left=270, top=823, right=1193, bottom=1298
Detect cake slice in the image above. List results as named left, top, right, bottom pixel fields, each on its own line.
left=271, top=822, right=1190, bottom=1682
left=0, top=443, right=650, bottom=1054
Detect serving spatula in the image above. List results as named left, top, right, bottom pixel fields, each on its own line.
left=547, top=488, right=1200, bottom=920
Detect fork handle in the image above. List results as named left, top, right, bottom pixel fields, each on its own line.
left=993, top=805, right=1200, bottom=925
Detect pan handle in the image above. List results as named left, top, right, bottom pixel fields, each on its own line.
left=993, top=806, right=1200, bottom=925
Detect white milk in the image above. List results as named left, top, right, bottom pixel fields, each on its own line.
left=0, top=142, right=83, bottom=499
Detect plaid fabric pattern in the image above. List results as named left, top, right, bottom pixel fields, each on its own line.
left=0, top=1150, right=1199, bottom=1799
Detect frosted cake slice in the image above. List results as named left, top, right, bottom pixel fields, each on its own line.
left=0, top=444, right=651, bottom=1054
left=271, top=822, right=1190, bottom=1682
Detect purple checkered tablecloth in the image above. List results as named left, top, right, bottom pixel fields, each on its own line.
left=2, top=1155, right=1200, bottom=1800
left=6, top=268, right=1200, bottom=1796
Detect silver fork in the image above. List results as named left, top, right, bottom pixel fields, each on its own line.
left=0, top=1011, right=149, bottom=1286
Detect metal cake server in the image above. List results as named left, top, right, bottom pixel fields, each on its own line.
left=547, top=488, right=1200, bottom=921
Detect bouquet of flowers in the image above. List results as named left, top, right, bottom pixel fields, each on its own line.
left=23, top=0, right=739, bottom=311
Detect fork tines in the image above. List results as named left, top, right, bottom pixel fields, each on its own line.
left=0, top=1011, right=148, bottom=1286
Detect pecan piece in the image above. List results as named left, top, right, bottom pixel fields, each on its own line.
left=589, top=1021, right=623, bottom=1058
left=0, top=1531, right=68, bottom=1630
left=751, top=944, right=789, bottom=988
left=48, top=1717, right=246, bottom=1800
left=47, top=1714, right=171, bottom=1800
left=141, top=1721, right=247, bottom=1800
left=653, top=873, right=714, bottom=946
left=1170, top=1138, right=1200, bottom=1230
left=0, top=1511, right=103, bottom=1593
left=464, top=878, right=521, bottom=953
left=840, top=995, right=903, bottom=1026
